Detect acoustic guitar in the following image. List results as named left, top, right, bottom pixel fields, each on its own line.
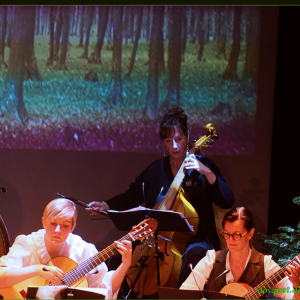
left=220, top=253, right=300, bottom=299
left=0, top=218, right=158, bottom=299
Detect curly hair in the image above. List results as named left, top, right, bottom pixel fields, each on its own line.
left=159, top=107, right=189, bottom=140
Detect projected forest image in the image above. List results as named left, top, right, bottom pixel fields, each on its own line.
left=0, top=6, right=260, bottom=154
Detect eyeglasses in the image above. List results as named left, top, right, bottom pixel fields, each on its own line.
left=220, top=231, right=248, bottom=241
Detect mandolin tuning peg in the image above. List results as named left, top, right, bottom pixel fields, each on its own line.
left=212, top=134, right=218, bottom=140
left=193, top=140, right=197, bottom=143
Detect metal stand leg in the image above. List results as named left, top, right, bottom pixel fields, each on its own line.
left=125, top=255, right=150, bottom=299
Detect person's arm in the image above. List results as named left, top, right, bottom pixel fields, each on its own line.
left=0, top=265, right=63, bottom=289
left=86, top=161, right=159, bottom=215
left=0, top=234, right=63, bottom=289
left=180, top=250, right=216, bottom=290
left=111, top=240, right=132, bottom=292
left=264, top=256, right=300, bottom=299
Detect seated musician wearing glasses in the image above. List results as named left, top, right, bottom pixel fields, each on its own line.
left=180, top=207, right=300, bottom=299
left=0, top=198, right=132, bottom=299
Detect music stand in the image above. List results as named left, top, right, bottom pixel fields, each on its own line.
left=27, top=286, right=105, bottom=299
left=107, top=207, right=193, bottom=232
left=158, top=287, right=245, bottom=299
left=107, top=208, right=193, bottom=298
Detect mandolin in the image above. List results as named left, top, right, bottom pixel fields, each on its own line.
left=0, top=218, right=158, bottom=300
left=220, top=253, right=300, bottom=299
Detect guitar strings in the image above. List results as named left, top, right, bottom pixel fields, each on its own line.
left=63, top=234, right=131, bottom=285
left=61, top=226, right=152, bottom=286
left=245, top=256, right=299, bottom=299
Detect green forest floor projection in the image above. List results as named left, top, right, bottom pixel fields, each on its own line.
left=0, top=35, right=256, bottom=154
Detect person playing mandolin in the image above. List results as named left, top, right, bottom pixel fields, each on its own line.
left=86, top=107, right=235, bottom=291
left=0, top=198, right=132, bottom=299
left=180, top=207, right=300, bottom=299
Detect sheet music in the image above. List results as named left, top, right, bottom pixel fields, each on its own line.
left=108, top=206, right=194, bottom=232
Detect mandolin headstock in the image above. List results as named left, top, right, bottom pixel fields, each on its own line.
left=190, top=123, right=218, bottom=155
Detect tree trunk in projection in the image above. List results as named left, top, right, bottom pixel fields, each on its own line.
left=74, top=6, right=79, bottom=36
left=126, top=6, right=143, bottom=79
left=196, top=7, right=206, bottom=61
left=36, top=6, right=40, bottom=35
left=78, top=6, right=85, bottom=48
left=109, top=6, right=123, bottom=106
left=188, top=6, right=196, bottom=41
left=123, top=6, right=130, bottom=45
left=144, top=6, right=150, bottom=41
left=216, top=6, right=228, bottom=60
left=80, top=6, right=95, bottom=59
left=47, top=6, right=55, bottom=66
left=89, top=6, right=109, bottom=65
left=242, top=6, right=260, bottom=82
left=2, top=6, right=31, bottom=123
left=181, top=7, right=187, bottom=61
left=57, top=6, right=70, bottom=70
left=106, top=7, right=113, bottom=50
left=144, top=6, right=164, bottom=120
left=22, top=6, right=42, bottom=81
left=158, top=7, right=165, bottom=75
left=162, top=6, right=182, bottom=112
left=223, top=6, right=242, bottom=81
left=6, top=6, right=13, bottom=48
left=0, top=6, right=8, bottom=62
left=54, top=6, right=63, bottom=59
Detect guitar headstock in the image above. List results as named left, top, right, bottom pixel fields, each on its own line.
left=130, top=218, right=158, bottom=242
left=189, top=123, right=218, bottom=155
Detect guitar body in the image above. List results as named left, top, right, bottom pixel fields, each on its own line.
left=157, top=189, right=199, bottom=256
left=220, top=282, right=252, bottom=297
left=0, top=257, right=88, bottom=299
left=127, top=189, right=199, bottom=297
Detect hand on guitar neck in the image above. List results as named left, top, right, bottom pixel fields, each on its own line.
left=184, top=154, right=216, bottom=184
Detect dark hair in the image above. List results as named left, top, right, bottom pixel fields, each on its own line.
left=222, top=207, right=255, bottom=232
left=159, top=107, right=188, bottom=140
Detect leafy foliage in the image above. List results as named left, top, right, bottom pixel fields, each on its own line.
left=258, top=197, right=300, bottom=266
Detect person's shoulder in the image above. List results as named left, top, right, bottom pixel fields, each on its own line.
left=70, top=233, right=96, bottom=249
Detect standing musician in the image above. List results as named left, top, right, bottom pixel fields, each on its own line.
left=86, top=107, right=235, bottom=290
left=0, top=198, right=132, bottom=299
left=180, top=207, right=300, bottom=299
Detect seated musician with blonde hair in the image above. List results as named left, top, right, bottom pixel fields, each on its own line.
left=180, top=207, right=300, bottom=299
left=0, top=198, right=132, bottom=299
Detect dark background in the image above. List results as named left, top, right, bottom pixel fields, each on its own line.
left=268, top=6, right=300, bottom=235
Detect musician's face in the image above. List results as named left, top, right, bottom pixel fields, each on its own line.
left=43, top=215, right=74, bottom=245
left=223, top=219, right=254, bottom=253
left=162, top=126, right=188, bottom=160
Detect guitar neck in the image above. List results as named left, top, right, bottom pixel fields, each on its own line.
left=61, top=233, right=133, bottom=286
left=159, top=159, right=186, bottom=211
left=245, top=256, right=299, bottom=299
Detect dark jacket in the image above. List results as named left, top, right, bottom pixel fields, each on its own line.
left=106, top=155, right=235, bottom=251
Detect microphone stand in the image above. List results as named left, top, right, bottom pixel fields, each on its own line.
left=125, top=255, right=150, bottom=299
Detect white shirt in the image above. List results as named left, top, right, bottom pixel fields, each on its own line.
left=180, top=248, right=295, bottom=299
left=0, top=229, right=118, bottom=299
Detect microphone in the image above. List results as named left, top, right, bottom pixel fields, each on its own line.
left=210, top=269, right=230, bottom=285
left=189, top=264, right=206, bottom=300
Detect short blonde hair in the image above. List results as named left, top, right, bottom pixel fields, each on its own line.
left=43, top=198, right=77, bottom=230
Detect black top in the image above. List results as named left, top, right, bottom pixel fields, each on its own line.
left=106, top=155, right=235, bottom=251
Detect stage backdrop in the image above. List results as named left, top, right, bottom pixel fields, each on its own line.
left=0, top=6, right=278, bottom=251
